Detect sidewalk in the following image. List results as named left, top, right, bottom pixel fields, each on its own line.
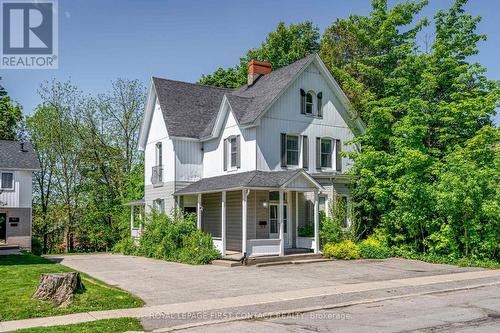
left=1, top=270, right=499, bottom=332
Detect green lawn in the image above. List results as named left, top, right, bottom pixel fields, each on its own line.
left=10, top=318, right=143, bottom=333
left=0, top=253, right=144, bottom=321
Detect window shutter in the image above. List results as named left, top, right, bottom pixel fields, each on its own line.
left=302, top=136, right=308, bottom=169
left=316, top=137, right=321, bottom=170
left=317, top=92, right=323, bottom=117
left=223, top=138, right=227, bottom=171
left=236, top=135, right=241, bottom=168
left=300, top=89, right=306, bottom=114
left=281, top=133, right=287, bottom=167
left=336, top=139, right=342, bottom=172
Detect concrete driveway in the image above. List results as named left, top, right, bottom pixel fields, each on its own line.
left=47, top=254, right=482, bottom=306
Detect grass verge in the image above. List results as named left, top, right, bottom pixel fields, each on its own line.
left=9, top=318, right=143, bottom=333
left=0, top=253, right=144, bottom=321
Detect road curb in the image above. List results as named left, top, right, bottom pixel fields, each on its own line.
left=159, top=281, right=500, bottom=332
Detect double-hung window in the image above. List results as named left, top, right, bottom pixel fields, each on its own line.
left=153, top=199, right=165, bottom=213
left=286, top=135, right=299, bottom=166
left=230, top=137, right=237, bottom=168
left=0, top=172, right=14, bottom=190
left=320, top=138, right=333, bottom=168
left=305, top=92, right=314, bottom=115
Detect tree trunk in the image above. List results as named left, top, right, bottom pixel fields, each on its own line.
left=32, top=272, right=84, bottom=307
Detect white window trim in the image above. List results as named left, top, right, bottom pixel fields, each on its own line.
left=319, top=137, right=335, bottom=170
left=0, top=172, right=15, bottom=191
left=226, top=135, right=239, bottom=172
left=153, top=198, right=165, bottom=213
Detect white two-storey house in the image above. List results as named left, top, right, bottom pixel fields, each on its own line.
left=131, top=54, right=365, bottom=257
left=0, top=140, right=39, bottom=250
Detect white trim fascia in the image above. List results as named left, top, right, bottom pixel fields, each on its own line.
left=138, top=79, right=158, bottom=151
left=281, top=170, right=324, bottom=191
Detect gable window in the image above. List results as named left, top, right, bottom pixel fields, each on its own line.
left=230, top=137, right=237, bottom=168
left=305, top=92, right=314, bottom=114
left=0, top=172, right=14, bottom=190
left=224, top=135, right=240, bottom=171
left=155, top=142, right=162, bottom=166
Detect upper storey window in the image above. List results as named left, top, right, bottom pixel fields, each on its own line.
left=300, top=89, right=323, bottom=117
left=0, top=172, right=14, bottom=190
left=223, top=135, right=240, bottom=171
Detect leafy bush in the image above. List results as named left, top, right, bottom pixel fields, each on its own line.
left=31, top=237, right=43, bottom=255
left=297, top=224, right=314, bottom=237
left=112, top=237, right=138, bottom=255
left=323, top=240, right=360, bottom=260
left=359, top=236, right=392, bottom=259
left=136, top=211, right=219, bottom=264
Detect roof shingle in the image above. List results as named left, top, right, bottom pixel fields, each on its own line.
left=152, top=54, right=316, bottom=139
left=0, top=140, right=39, bottom=170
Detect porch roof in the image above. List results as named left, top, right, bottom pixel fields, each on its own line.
left=174, top=170, right=323, bottom=195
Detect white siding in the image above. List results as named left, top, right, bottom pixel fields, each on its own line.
left=0, top=170, right=32, bottom=208
left=174, top=140, right=203, bottom=182
left=256, top=62, right=356, bottom=172
left=202, top=110, right=256, bottom=178
left=144, top=99, right=175, bottom=186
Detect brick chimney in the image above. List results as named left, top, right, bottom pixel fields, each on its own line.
left=247, top=60, right=272, bottom=86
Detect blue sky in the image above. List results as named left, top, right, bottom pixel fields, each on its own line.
left=2, top=0, right=499, bottom=124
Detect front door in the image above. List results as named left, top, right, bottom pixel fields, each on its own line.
left=269, top=204, right=291, bottom=248
left=0, top=213, right=6, bottom=243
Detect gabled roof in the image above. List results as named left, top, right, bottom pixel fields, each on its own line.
left=152, top=78, right=230, bottom=139
left=0, top=140, right=40, bottom=170
left=144, top=53, right=364, bottom=142
left=174, top=169, right=323, bottom=195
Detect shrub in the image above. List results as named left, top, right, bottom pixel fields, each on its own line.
left=31, top=237, right=43, bottom=255
left=323, top=240, right=360, bottom=260
left=359, top=236, right=392, bottom=259
left=137, top=211, right=220, bottom=264
left=112, top=237, right=138, bottom=255
left=297, top=224, right=314, bottom=237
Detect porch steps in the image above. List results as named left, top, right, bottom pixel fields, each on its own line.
left=246, top=253, right=323, bottom=266
left=255, top=258, right=331, bottom=267
left=211, top=260, right=242, bottom=268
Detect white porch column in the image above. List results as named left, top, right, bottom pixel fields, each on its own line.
left=287, top=190, right=291, bottom=248
left=138, top=206, right=143, bottom=232
left=130, top=205, right=135, bottom=233
left=295, top=191, right=299, bottom=247
left=279, top=190, right=284, bottom=256
left=242, top=189, right=248, bottom=254
left=313, top=190, right=320, bottom=254
left=221, top=191, right=226, bottom=257
left=197, top=193, right=202, bottom=230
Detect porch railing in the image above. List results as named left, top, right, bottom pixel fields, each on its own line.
left=151, top=165, right=163, bottom=185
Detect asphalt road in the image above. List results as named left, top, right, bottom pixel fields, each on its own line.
left=178, top=285, right=500, bottom=333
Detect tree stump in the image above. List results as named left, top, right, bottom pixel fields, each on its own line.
left=32, top=272, right=84, bottom=307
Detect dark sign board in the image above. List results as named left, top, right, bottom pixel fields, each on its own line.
left=9, top=217, right=19, bottom=223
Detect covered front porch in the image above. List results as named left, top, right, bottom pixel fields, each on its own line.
left=174, top=170, right=323, bottom=257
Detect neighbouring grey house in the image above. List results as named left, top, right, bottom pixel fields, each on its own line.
left=129, top=54, right=365, bottom=257
left=0, top=140, right=39, bottom=250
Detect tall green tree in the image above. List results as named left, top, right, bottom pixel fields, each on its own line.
left=347, top=0, right=498, bottom=260
left=0, top=79, right=23, bottom=140
left=199, top=21, right=320, bottom=88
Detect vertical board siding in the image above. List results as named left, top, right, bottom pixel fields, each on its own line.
left=0, top=171, right=32, bottom=208
left=225, top=190, right=242, bottom=251
left=255, top=190, right=269, bottom=239
left=202, top=193, right=222, bottom=238
left=257, top=62, right=356, bottom=172
left=174, top=140, right=203, bottom=182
